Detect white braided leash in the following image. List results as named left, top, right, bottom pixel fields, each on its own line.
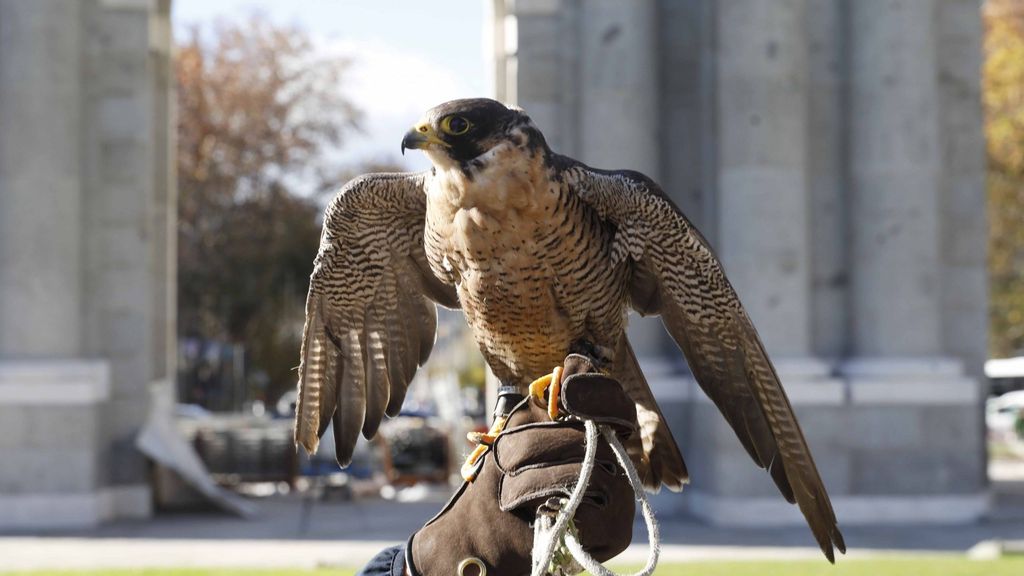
left=530, top=419, right=661, bottom=576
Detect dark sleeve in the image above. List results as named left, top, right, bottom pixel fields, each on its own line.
left=356, top=544, right=406, bottom=576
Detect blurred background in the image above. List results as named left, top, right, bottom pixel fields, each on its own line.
left=2, top=0, right=1024, bottom=573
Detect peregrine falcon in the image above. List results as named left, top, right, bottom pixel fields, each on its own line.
left=294, top=99, right=845, bottom=561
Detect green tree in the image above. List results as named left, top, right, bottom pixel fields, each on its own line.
left=176, top=16, right=360, bottom=406
left=985, top=0, right=1024, bottom=358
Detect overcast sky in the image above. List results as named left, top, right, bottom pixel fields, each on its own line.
left=173, top=0, right=490, bottom=173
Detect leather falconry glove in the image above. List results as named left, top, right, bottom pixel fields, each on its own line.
left=406, top=355, right=640, bottom=576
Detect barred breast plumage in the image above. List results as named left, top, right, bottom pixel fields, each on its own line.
left=422, top=139, right=628, bottom=386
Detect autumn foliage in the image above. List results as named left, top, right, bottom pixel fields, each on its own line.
left=985, top=0, right=1024, bottom=357
left=175, top=16, right=359, bottom=407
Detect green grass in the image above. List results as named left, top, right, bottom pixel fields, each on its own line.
left=627, top=558, right=1024, bottom=575
left=5, top=558, right=1024, bottom=576
left=0, top=572, right=340, bottom=576
left=0, top=572, right=351, bottom=576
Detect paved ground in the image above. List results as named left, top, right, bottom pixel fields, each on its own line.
left=3, top=489, right=1024, bottom=571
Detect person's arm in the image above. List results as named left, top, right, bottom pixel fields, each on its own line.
left=403, top=355, right=640, bottom=576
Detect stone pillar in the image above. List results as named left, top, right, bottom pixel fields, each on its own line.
left=837, top=0, right=985, bottom=523
left=678, top=0, right=848, bottom=525
left=80, top=0, right=161, bottom=513
left=848, top=0, right=944, bottom=358
left=0, top=0, right=84, bottom=357
left=936, top=0, right=988, bottom=380
left=501, top=0, right=567, bottom=154
left=716, top=0, right=813, bottom=359
left=0, top=0, right=111, bottom=529
left=0, top=0, right=173, bottom=529
left=579, top=0, right=658, bottom=177
left=935, top=0, right=988, bottom=494
left=807, top=0, right=848, bottom=359
left=577, top=0, right=664, bottom=357
left=657, top=0, right=717, bottom=236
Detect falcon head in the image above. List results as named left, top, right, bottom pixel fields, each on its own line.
left=401, top=98, right=537, bottom=166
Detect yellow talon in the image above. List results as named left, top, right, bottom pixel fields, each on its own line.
left=548, top=366, right=563, bottom=420
left=461, top=416, right=510, bottom=482
left=462, top=365, right=565, bottom=482
left=529, top=373, right=553, bottom=402
left=466, top=431, right=500, bottom=445
left=460, top=444, right=489, bottom=481
left=528, top=366, right=564, bottom=420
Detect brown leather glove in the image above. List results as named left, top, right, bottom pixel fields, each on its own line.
left=407, top=355, right=639, bottom=576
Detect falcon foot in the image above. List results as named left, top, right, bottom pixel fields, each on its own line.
left=461, top=414, right=509, bottom=482
left=528, top=365, right=564, bottom=420
left=461, top=387, right=524, bottom=482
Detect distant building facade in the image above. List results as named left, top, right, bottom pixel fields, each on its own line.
left=490, top=0, right=989, bottom=525
left=0, top=0, right=175, bottom=529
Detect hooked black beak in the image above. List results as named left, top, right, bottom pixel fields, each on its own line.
left=401, top=129, right=427, bottom=156
left=400, top=123, right=449, bottom=156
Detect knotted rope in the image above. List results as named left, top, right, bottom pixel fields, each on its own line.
left=528, top=379, right=660, bottom=576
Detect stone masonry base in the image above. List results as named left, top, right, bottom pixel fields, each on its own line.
left=645, top=356, right=987, bottom=526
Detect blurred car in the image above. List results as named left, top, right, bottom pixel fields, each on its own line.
left=175, top=403, right=213, bottom=420
left=987, top=390, right=1024, bottom=438
left=276, top=390, right=298, bottom=419
left=986, top=356, right=1024, bottom=396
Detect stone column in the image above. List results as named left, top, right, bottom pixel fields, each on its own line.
left=843, top=0, right=980, bottom=399
left=577, top=0, right=664, bottom=357
left=658, top=0, right=716, bottom=235
left=79, top=0, right=160, bottom=514
left=848, top=0, right=944, bottom=358
left=807, top=0, right=848, bottom=359
left=0, top=0, right=83, bottom=357
left=0, top=0, right=111, bottom=530
left=936, top=0, right=987, bottom=379
left=678, top=0, right=849, bottom=525
left=715, top=0, right=826, bottom=373
left=838, top=0, right=985, bottom=523
left=716, top=0, right=808, bottom=355
left=579, top=0, right=658, bottom=177
left=509, top=0, right=573, bottom=151
left=684, top=0, right=870, bottom=525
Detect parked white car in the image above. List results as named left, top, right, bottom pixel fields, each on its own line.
left=986, top=390, right=1024, bottom=438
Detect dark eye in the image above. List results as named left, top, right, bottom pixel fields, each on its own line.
left=443, top=115, right=471, bottom=135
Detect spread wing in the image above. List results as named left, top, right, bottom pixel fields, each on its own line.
left=294, top=172, right=458, bottom=466
left=567, top=161, right=845, bottom=563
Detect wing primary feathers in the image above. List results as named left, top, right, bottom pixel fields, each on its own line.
left=612, top=335, right=689, bottom=492
left=316, top=338, right=340, bottom=439
left=295, top=294, right=338, bottom=454
left=383, top=353, right=409, bottom=417
left=334, top=328, right=367, bottom=467
left=294, top=172, right=456, bottom=467
left=381, top=267, right=411, bottom=417
left=567, top=161, right=845, bottom=562
left=387, top=278, right=421, bottom=416
left=766, top=452, right=795, bottom=504
left=742, top=320, right=844, bottom=562
left=361, top=325, right=390, bottom=439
